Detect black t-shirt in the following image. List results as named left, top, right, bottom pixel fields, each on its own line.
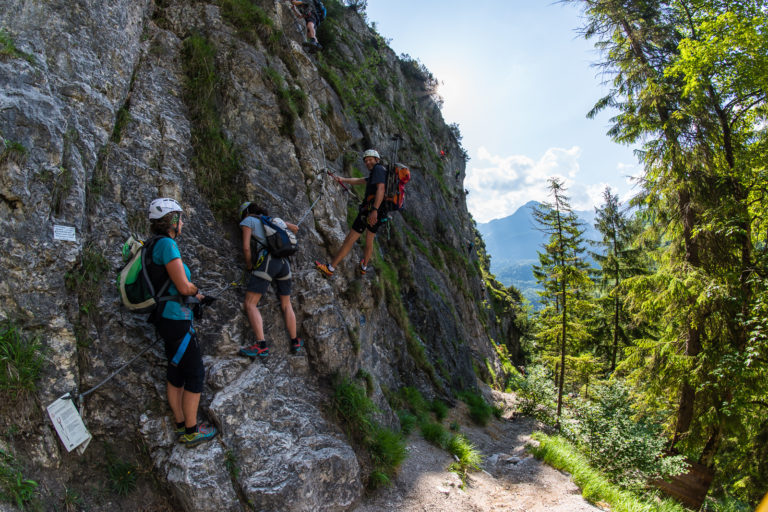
left=364, top=163, right=387, bottom=202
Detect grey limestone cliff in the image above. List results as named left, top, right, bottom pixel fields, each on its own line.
left=0, top=1, right=522, bottom=510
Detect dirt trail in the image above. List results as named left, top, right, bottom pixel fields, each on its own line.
left=353, top=391, right=602, bottom=512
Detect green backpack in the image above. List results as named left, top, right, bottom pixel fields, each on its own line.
left=117, top=235, right=173, bottom=314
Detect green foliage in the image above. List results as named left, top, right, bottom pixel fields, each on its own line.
left=567, top=0, right=768, bottom=503
left=65, top=244, right=109, bottom=347
left=0, top=30, right=35, bottom=64
left=430, top=399, right=448, bottom=421
left=224, top=450, right=240, bottom=480
left=0, top=140, right=28, bottom=166
left=316, top=44, right=384, bottom=120
left=532, top=178, right=594, bottom=424
left=331, top=376, right=406, bottom=487
left=418, top=420, right=449, bottom=448
left=397, top=410, right=417, bottom=435
left=447, top=434, right=482, bottom=484
left=63, top=487, right=84, bottom=510
left=106, top=457, right=136, bottom=496
left=263, top=67, right=307, bottom=136
left=42, top=166, right=74, bottom=215
left=0, top=322, right=45, bottom=400
left=111, top=104, right=131, bottom=143
left=569, top=381, right=688, bottom=490
left=368, top=426, right=407, bottom=477
left=516, top=365, right=557, bottom=423
left=0, top=450, right=37, bottom=509
left=355, top=368, right=374, bottom=396
left=181, top=33, right=242, bottom=221
left=396, top=386, right=430, bottom=417
left=457, top=390, right=494, bottom=426
left=529, top=433, right=686, bottom=512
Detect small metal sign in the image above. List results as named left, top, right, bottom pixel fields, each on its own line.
left=53, top=225, right=76, bottom=242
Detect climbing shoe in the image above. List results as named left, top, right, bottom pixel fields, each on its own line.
left=239, top=340, right=269, bottom=359
left=179, top=423, right=217, bottom=448
left=315, top=261, right=334, bottom=277
left=290, top=337, right=304, bottom=355
left=358, top=259, right=367, bottom=275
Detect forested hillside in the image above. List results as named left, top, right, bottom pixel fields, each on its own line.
left=513, top=1, right=768, bottom=509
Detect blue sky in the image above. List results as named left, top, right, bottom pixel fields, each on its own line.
left=364, top=0, right=642, bottom=222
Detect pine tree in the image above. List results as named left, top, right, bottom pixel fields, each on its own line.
left=532, top=178, right=594, bottom=426
left=590, top=187, right=647, bottom=373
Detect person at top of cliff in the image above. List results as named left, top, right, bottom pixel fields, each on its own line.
left=237, top=201, right=304, bottom=358
left=290, top=0, right=322, bottom=51
left=315, top=149, right=387, bottom=277
left=147, top=197, right=217, bottom=448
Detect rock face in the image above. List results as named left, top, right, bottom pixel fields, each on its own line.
left=0, top=1, right=522, bottom=510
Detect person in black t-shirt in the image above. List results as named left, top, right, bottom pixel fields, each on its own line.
left=316, top=149, right=387, bottom=277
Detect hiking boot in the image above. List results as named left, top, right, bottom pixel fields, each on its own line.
left=174, top=425, right=185, bottom=438
left=239, top=340, right=269, bottom=358
left=315, top=261, right=334, bottom=277
left=358, top=259, right=367, bottom=275
left=179, top=423, right=217, bottom=448
left=290, top=337, right=304, bottom=355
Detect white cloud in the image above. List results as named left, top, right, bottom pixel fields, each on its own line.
left=466, top=146, right=582, bottom=223
left=466, top=147, right=643, bottom=223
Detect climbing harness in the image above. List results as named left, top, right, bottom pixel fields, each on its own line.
left=170, top=327, right=195, bottom=367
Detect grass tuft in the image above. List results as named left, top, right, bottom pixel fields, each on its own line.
left=332, top=376, right=407, bottom=488
left=457, top=390, right=494, bottom=426
left=0, top=321, right=46, bottom=400
left=0, top=449, right=38, bottom=508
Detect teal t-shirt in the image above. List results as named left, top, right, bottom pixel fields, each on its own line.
left=152, top=237, right=193, bottom=321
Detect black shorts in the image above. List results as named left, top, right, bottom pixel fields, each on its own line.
left=305, top=11, right=319, bottom=26
left=157, top=319, right=205, bottom=393
left=352, top=203, right=388, bottom=234
left=247, top=253, right=292, bottom=296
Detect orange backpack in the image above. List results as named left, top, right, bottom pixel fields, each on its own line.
left=385, top=162, right=411, bottom=211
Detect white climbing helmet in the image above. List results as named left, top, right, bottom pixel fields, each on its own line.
left=362, top=149, right=380, bottom=161
left=239, top=201, right=252, bottom=219
left=148, top=197, right=183, bottom=220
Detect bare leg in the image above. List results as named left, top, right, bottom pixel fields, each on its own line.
left=167, top=382, right=184, bottom=424
left=306, top=21, right=316, bottom=40
left=279, top=295, right=297, bottom=339
left=330, top=230, right=362, bottom=268
left=363, top=230, right=376, bottom=265
left=244, top=291, right=265, bottom=340
left=182, top=390, right=201, bottom=429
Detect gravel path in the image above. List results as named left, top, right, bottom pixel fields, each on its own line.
left=353, top=391, right=603, bottom=512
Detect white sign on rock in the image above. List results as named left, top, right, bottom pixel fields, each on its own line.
left=47, top=394, right=92, bottom=453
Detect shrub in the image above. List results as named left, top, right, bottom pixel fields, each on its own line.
left=571, top=381, right=688, bottom=490
left=516, top=364, right=557, bottom=423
